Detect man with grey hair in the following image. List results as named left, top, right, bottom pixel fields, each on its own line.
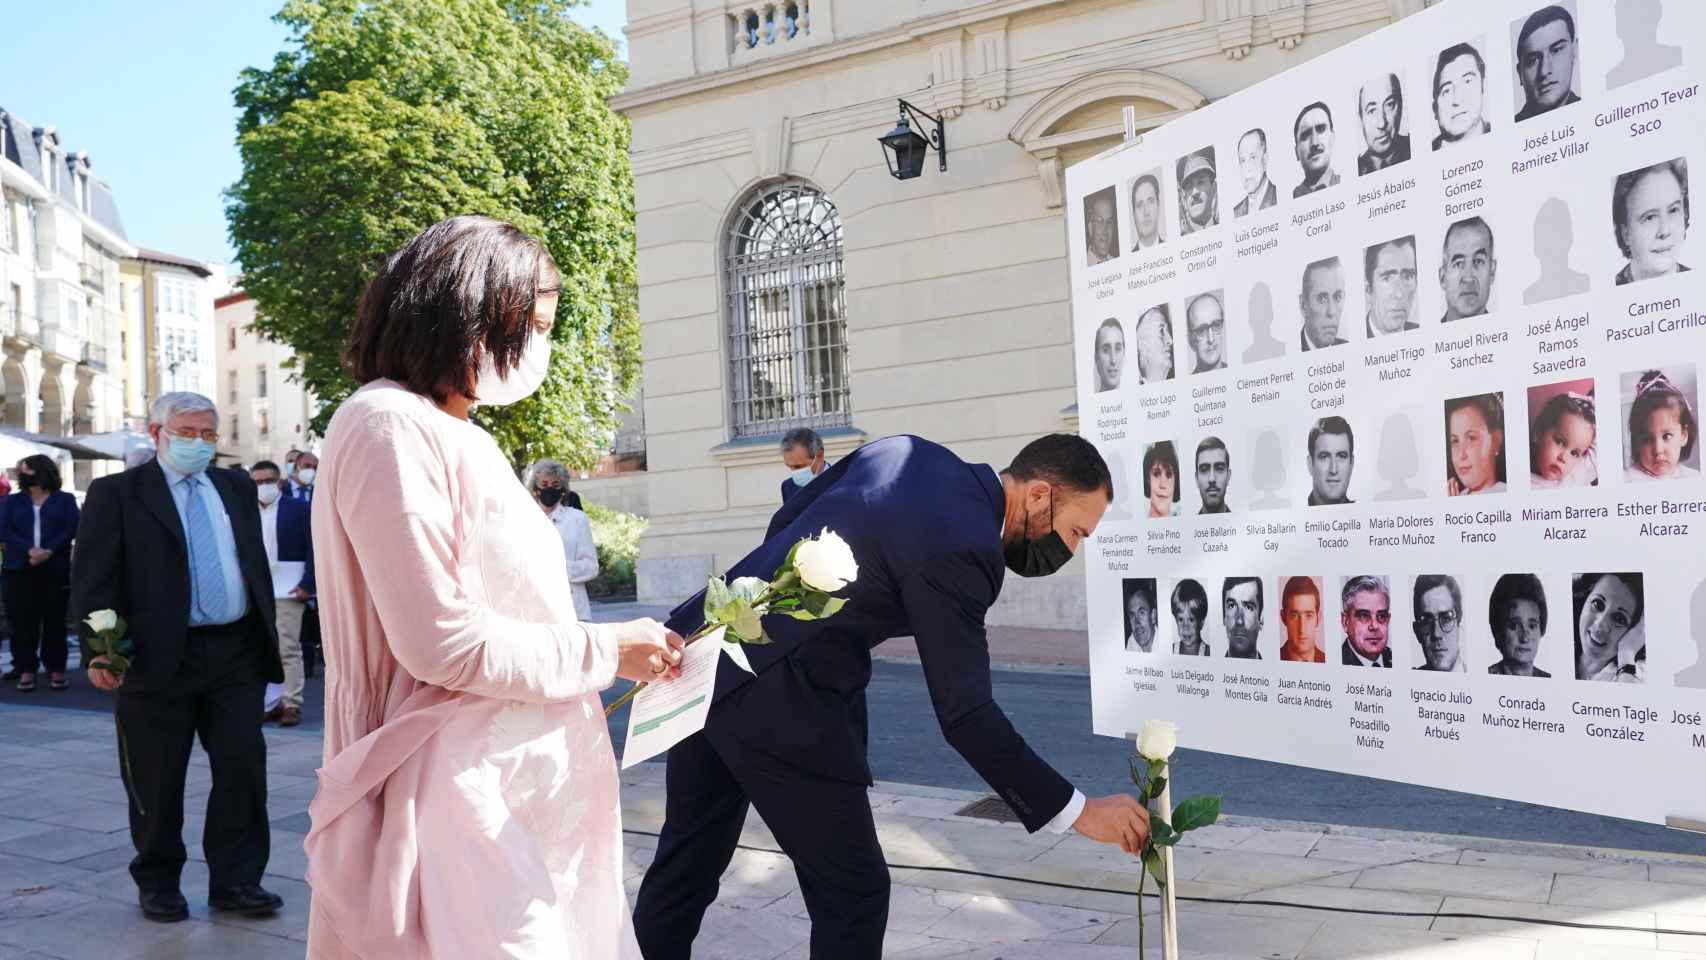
left=1340, top=575, right=1393, bottom=667
left=527, top=459, right=599, bottom=618
left=780, top=427, right=829, bottom=503
left=72, top=392, right=286, bottom=923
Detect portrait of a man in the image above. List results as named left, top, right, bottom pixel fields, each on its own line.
left=1358, top=73, right=1412, bottom=175
left=1440, top=216, right=1497, bottom=321
left=1365, top=235, right=1420, bottom=336
left=1432, top=42, right=1492, bottom=149
left=1176, top=149, right=1220, bottom=235
left=1084, top=186, right=1120, bottom=266
left=1171, top=579, right=1211, bottom=656
left=1341, top=575, right=1393, bottom=667
left=1135, top=304, right=1176, bottom=384
left=1093, top=318, right=1124, bottom=393
left=1195, top=437, right=1231, bottom=514
left=1223, top=577, right=1264, bottom=659
left=1234, top=128, right=1278, bottom=217
left=1123, top=578, right=1158, bottom=653
left=1292, top=101, right=1340, bottom=197
left=1298, top=256, right=1348, bottom=351
left=1129, top=170, right=1166, bottom=252
left=1279, top=576, right=1327, bottom=663
left=1186, top=291, right=1227, bottom=374
left=1514, top=5, right=1581, bottom=122
left=1413, top=574, right=1466, bottom=672
left=1307, top=416, right=1355, bottom=506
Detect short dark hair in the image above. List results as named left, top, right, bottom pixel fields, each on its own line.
left=1239, top=128, right=1267, bottom=153
left=347, top=215, right=561, bottom=405
left=1308, top=416, right=1355, bottom=458
left=1518, top=5, right=1576, bottom=54
left=1282, top=575, right=1320, bottom=611
left=1445, top=393, right=1507, bottom=487
left=780, top=427, right=824, bottom=458
left=1612, top=158, right=1690, bottom=260
left=1195, top=435, right=1229, bottom=469
left=1132, top=173, right=1161, bottom=203
left=1223, top=576, right=1264, bottom=615
left=1141, top=441, right=1180, bottom=501
left=1629, top=369, right=1699, bottom=461
left=1414, top=574, right=1463, bottom=620
left=1489, top=573, right=1545, bottom=637
left=1301, top=256, right=1341, bottom=298
left=18, top=454, right=60, bottom=492
left=1124, top=578, right=1157, bottom=617
left=1293, top=101, right=1333, bottom=141
left=250, top=460, right=281, bottom=476
left=1004, top=434, right=1114, bottom=500
left=1171, top=578, right=1207, bottom=620
left=1364, top=235, right=1417, bottom=285
left=1433, top=43, right=1487, bottom=100
left=1572, top=573, right=1645, bottom=671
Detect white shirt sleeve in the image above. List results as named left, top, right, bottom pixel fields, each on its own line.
left=1043, top=788, right=1086, bottom=835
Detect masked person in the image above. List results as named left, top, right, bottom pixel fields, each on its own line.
left=634, top=433, right=1151, bottom=960
left=780, top=427, right=829, bottom=503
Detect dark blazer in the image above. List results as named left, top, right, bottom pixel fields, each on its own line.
left=285, top=481, right=313, bottom=504
left=668, top=435, right=1074, bottom=832
left=0, top=490, right=79, bottom=572
left=272, top=496, right=316, bottom=596
left=1341, top=638, right=1392, bottom=667
left=72, top=463, right=282, bottom=692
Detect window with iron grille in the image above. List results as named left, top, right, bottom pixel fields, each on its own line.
left=725, top=180, right=849, bottom=439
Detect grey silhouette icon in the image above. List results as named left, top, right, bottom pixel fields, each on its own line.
left=1102, top=448, right=1136, bottom=522
left=1676, top=577, right=1706, bottom=688
left=1242, top=282, right=1285, bottom=363
left=1374, top=412, right=1427, bottom=501
left=1608, top=0, right=1683, bottom=90
left=1524, top=198, right=1591, bottom=305
left=1249, top=428, right=1291, bottom=510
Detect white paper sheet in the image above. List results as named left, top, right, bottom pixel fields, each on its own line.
left=620, top=626, right=722, bottom=770
left=271, top=561, right=306, bottom=599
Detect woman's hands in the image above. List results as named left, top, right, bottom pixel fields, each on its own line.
left=606, top=618, right=687, bottom=683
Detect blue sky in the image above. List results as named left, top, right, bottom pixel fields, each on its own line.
left=3, top=0, right=628, bottom=269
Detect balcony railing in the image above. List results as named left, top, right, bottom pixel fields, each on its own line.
left=79, top=260, right=103, bottom=291
left=81, top=340, right=109, bottom=370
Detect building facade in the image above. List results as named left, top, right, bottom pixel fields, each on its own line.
left=213, top=288, right=318, bottom=466
left=0, top=107, right=140, bottom=489
left=617, top=0, right=1431, bottom=624
left=120, top=249, right=220, bottom=416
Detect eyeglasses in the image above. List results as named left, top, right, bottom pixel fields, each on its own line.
left=1189, top=321, right=1225, bottom=340
left=1414, top=610, right=1459, bottom=633
left=1351, top=609, right=1391, bottom=626
left=164, top=427, right=219, bottom=443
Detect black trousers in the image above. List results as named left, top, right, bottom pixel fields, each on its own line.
left=3, top=566, right=69, bottom=675
left=116, top=619, right=270, bottom=894
left=633, top=680, right=889, bottom=959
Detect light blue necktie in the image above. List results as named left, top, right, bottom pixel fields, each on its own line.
left=183, top=476, right=228, bottom=622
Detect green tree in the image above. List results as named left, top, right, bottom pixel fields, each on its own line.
left=227, top=0, right=638, bottom=468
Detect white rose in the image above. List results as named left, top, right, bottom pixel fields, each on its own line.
left=86, top=610, right=119, bottom=634
left=794, top=529, right=859, bottom=593
left=1136, top=719, right=1178, bottom=762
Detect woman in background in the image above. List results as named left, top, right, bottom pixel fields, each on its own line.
left=527, top=459, right=599, bottom=620
left=0, top=455, right=79, bottom=691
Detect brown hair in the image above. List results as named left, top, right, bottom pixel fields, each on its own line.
left=347, top=216, right=561, bottom=404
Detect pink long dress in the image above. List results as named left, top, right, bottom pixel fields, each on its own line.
left=303, top=380, right=640, bottom=958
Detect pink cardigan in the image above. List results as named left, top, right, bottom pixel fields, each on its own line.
left=303, top=382, right=639, bottom=958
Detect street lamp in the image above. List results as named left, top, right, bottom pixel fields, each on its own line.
left=878, top=99, right=947, bottom=181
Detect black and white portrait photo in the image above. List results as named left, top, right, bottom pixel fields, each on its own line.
left=1291, top=101, right=1340, bottom=197
left=1607, top=0, right=1683, bottom=90
left=1340, top=575, right=1393, bottom=667
left=1234, top=128, right=1278, bottom=217
left=1128, top=169, right=1167, bottom=252
left=1170, top=579, right=1211, bottom=656
left=1092, top=318, right=1124, bottom=393
left=1513, top=4, right=1581, bottom=122
left=1612, top=158, right=1691, bottom=287
left=1412, top=575, right=1467, bottom=672
left=1135, top=303, right=1176, bottom=385
left=1185, top=290, right=1228, bottom=374
left=1573, top=572, right=1646, bottom=683
left=1307, top=416, right=1356, bottom=506
left=1298, top=256, right=1348, bottom=351
left=1357, top=73, right=1412, bottom=175
left=1195, top=436, right=1231, bottom=514
left=1364, top=235, right=1420, bottom=337
left=1431, top=40, right=1493, bottom=150
left=1440, top=216, right=1497, bottom=321
left=1223, top=577, right=1264, bottom=659
left=1083, top=185, right=1120, bottom=266
left=1123, top=577, right=1159, bottom=653
left=1488, top=573, right=1551, bottom=677
left=1176, top=148, right=1220, bottom=235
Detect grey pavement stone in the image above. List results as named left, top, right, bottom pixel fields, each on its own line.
left=1432, top=895, right=1657, bottom=949
left=1549, top=874, right=1706, bottom=916
left=1190, top=849, right=1363, bottom=888
left=920, top=895, right=1123, bottom=944
left=2, top=827, right=129, bottom=865
left=1307, top=835, right=1462, bottom=865
left=1356, top=861, right=1557, bottom=903
left=1657, top=912, right=1706, bottom=953
left=1096, top=909, right=1319, bottom=957
left=1233, top=882, right=1443, bottom=930
left=1460, top=850, right=1652, bottom=881
left=1300, top=919, right=1541, bottom=958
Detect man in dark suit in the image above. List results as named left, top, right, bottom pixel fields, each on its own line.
left=634, top=434, right=1150, bottom=959
left=250, top=461, right=314, bottom=727
left=778, top=426, right=828, bottom=503
left=73, top=392, right=285, bottom=924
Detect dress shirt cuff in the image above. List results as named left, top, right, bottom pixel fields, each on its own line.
left=1043, top=788, right=1086, bottom=835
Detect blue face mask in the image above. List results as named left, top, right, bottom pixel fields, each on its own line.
left=162, top=436, right=216, bottom=475
left=790, top=465, right=816, bottom=488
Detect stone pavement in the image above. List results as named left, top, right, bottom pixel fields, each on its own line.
left=1, top=701, right=1704, bottom=958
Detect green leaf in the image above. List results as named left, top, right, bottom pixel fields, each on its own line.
left=1170, top=795, right=1223, bottom=834
left=729, top=607, right=764, bottom=642
left=704, top=576, right=736, bottom=620
left=719, top=639, right=755, bottom=675
left=1145, top=775, right=1167, bottom=804
left=1142, top=846, right=1167, bottom=890
left=1148, top=818, right=1178, bottom=848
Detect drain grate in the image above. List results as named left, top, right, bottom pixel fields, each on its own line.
left=954, top=795, right=1023, bottom=824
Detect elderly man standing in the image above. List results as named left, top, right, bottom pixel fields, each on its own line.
left=251, top=460, right=313, bottom=725
left=779, top=427, right=829, bottom=503
left=72, top=392, right=284, bottom=923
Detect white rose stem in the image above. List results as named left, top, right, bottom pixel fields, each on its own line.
left=1159, top=775, right=1179, bottom=960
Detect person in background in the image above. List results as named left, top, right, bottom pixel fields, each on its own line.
left=285, top=451, right=317, bottom=503
left=529, top=459, right=599, bottom=620
left=0, top=471, right=12, bottom=679
left=780, top=426, right=828, bottom=503
left=250, top=460, right=314, bottom=726
left=1, top=455, right=79, bottom=692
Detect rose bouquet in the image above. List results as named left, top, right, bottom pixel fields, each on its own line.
left=605, top=528, right=857, bottom=716
left=1129, top=719, right=1221, bottom=955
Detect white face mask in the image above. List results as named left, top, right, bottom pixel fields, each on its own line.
left=474, top=331, right=552, bottom=407
left=257, top=484, right=283, bottom=506
left=294, top=468, right=316, bottom=486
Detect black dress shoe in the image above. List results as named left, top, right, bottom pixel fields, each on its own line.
left=139, top=889, right=189, bottom=923
left=208, top=883, right=284, bottom=917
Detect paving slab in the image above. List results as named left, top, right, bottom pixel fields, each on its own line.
left=1549, top=874, right=1706, bottom=917
left=1356, top=861, right=1557, bottom=903
left=1432, top=895, right=1658, bottom=948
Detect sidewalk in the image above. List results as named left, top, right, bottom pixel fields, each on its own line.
left=0, top=701, right=1702, bottom=959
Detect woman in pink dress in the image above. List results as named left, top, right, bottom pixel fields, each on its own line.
left=303, top=216, right=683, bottom=958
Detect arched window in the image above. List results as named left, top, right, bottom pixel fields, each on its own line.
left=725, top=180, right=849, bottom=438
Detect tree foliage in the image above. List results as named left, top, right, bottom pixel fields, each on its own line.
left=227, top=0, right=638, bottom=467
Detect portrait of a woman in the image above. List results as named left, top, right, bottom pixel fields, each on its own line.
left=1573, top=572, right=1645, bottom=683
left=1445, top=393, right=1507, bottom=496
left=1613, top=157, right=1691, bottom=286
left=1143, top=441, right=1181, bottom=518
left=1487, top=573, right=1550, bottom=677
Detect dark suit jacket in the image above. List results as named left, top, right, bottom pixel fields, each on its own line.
left=0, top=490, right=79, bottom=572
left=72, top=463, right=282, bottom=692
left=272, top=496, right=316, bottom=596
left=669, top=435, right=1074, bottom=832
left=1341, top=639, right=1392, bottom=667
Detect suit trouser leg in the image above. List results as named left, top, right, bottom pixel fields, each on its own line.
left=196, top=639, right=271, bottom=889
left=3, top=569, right=42, bottom=676
left=117, top=689, right=198, bottom=894
left=36, top=567, right=68, bottom=674
left=633, top=731, right=752, bottom=960
left=273, top=599, right=305, bottom=708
